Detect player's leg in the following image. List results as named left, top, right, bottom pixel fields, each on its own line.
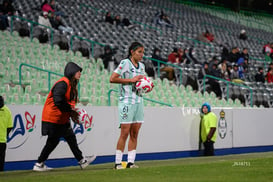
left=115, top=124, right=131, bottom=169
left=0, top=143, right=6, bottom=171
left=33, top=136, right=59, bottom=171
left=34, top=123, right=62, bottom=171
left=65, top=129, right=96, bottom=169
left=127, top=102, right=143, bottom=168
left=115, top=103, right=134, bottom=169
left=203, top=141, right=214, bottom=156
left=64, top=123, right=83, bottom=161
left=127, top=123, right=141, bottom=168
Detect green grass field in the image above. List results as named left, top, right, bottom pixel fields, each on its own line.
left=1, top=152, right=272, bottom=182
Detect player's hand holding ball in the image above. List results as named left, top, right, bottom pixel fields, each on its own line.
left=135, top=76, right=154, bottom=94
left=71, top=108, right=87, bottom=124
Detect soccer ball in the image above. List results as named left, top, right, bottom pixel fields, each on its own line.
left=72, top=108, right=88, bottom=124
left=135, top=76, right=154, bottom=94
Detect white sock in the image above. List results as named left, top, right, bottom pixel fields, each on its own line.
left=127, top=150, right=136, bottom=163
left=115, top=150, right=123, bottom=164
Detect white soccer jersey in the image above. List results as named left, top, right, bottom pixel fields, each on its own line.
left=114, top=58, right=146, bottom=104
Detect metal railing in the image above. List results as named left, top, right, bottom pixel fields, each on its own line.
left=177, top=35, right=214, bottom=53
left=19, top=63, right=63, bottom=92
left=143, top=56, right=183, bottom=85
left=107, top=89, right=173, bottom=107
left=19, top=63, right=82, bottom=97
left=70, top=35, right=106, bottom=57
left=10, top=15, right=54, bottom=47
left=202, top=75, right=253, bottom=107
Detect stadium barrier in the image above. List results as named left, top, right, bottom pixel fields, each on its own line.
left=5, top=105, right=273, bottom=171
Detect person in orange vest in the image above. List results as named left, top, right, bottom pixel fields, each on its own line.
left=33, top=62, right=96, bottom=171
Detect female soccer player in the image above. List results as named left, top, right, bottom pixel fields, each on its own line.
left=110, top=42, right=146, bottom=169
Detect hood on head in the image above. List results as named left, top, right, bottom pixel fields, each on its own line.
left=64, top=62, right=82, bottom=79
left=201, top=102, right=211, bottom=113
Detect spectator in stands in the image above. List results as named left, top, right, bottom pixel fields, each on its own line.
left=204, top=30, right=214, bottom=42
left=240, top=48, right=249, bottom=62
left=227, top=63, right=232, bottom=79
left=239, top=29, right=247, bottom=40
left=41, top=0, right=65, bottom=17
left=183, top=47, right=199, bottom=64
left=230, top=64, right=244, bottom=83
left=99, top=45, right=118, bottom=71
left=266, top=68, right=273, bottom=83
left=0, top=96, right=13, bottom=172
left=208, top=56, right=219, bottom=72
left=228, top=47, right=240, bottom=63
left=113, top=15, right=122, bottom=27
left=37, top=11, right=51, bottom=43
left=49, top=12, right=73, bottom=34
left=263, top=43, right=273, bottom=60
left=218, top=59, right=230, bottom=81
left=168, top=48, right=183, bottom=64
left=196, top=30, right=214, bottom=43
left=220, top=43, right=230, bottom=61
left=0, top=0, right=15, bottom=30
left=210, top=63, right=222, bottom=98
left=153, top=10, right=174, bottom=28
left=255, top=67, right=265, bottom=83
left=237, top=58, right=245, bottom=80
left=198, top=62, right=210, bottom=80
left=198, top=62, right=221, bottom=97
left=263, top=42, right=272, bottom=54
left=38, top=11, right=52, bottom=29
left=200, top=102, right=217, bottom=156
left=105, top=11, right=114, bottom=24
left=113, top=15, right=139, bottom=30
left=152, top=47, right=175, bottom=81
left=239, top=48, right=249, bottom=73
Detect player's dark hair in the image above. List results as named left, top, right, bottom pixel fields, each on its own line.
left=127, top=42, right=143, bottom=58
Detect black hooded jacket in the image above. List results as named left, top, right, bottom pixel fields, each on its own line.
left=52, top=62, right=82, bottom=112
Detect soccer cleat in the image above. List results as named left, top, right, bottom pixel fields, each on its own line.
left=126, top=162, right=139, bottom=168
left=33, top=162, right=53, bottom=172
left=79, top=155, right=96, bottom=169
left=114, top=163, right=124, bottom=170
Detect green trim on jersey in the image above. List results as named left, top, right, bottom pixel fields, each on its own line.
left=114, top=58, right=146, bottom=104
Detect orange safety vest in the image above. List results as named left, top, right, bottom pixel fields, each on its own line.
left=42, top=77, right=75, bottom=124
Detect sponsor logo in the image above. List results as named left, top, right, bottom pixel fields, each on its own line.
left=72, top=113, right=94, bottom=144
left=7, top=111, right=36, bottom=149
left=218, top=110, right=227, bottom=139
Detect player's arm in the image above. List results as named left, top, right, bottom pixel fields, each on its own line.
left=52, top=81, right=72, bottom=112
left=206, top=127, right=216, bottom=142
left=110, top=72, right=143, bottom=84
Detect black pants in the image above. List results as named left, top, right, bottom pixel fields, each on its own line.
left=38, top=122, right=83, bottom=163
left=203, top=141, right=215, bottom=156
left=0, top=143, right=6, bottom=171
